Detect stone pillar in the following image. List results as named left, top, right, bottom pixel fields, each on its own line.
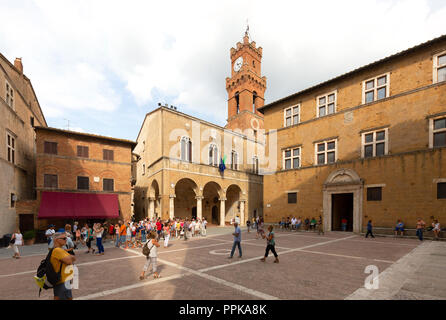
left=219, top=197, right=226, bottom=227
left=196, top=196, right=203, bottom=220
left=169, top=195, right=175, bottom=220
left=148, top=197, right=155, bottom=220
left=239, top=200, right=246, bottom=226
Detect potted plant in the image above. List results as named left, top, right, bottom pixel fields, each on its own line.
left=23, top=230, right=36, bottom=245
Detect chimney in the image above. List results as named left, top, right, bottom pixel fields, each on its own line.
left=14, top=58, right=23, bottom=73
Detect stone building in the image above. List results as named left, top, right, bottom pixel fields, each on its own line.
left=259, top=35, right=446, bottom=233
left=0, top=54, right=47, bottom=237
left=33, top=127, right=136, bottom=228
left=133, top=31, right=266, bottom=226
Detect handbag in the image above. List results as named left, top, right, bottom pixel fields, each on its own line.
left=10, top=238, right=15, bottom=244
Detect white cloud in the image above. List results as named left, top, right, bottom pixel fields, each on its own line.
left=0, top=0, right=445, bottom=136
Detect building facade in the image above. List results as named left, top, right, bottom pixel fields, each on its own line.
left=259, top=35, right=446, bottom=233
left=0, top=54, right=47, bottom=237
left=133, top=32, right=266, bottom=226
left=33, top=127, right=135, bottom=228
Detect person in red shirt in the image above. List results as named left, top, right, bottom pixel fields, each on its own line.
left=109, top=224, right=115, bottom=242
left=156, top=219, right=163, bottom=240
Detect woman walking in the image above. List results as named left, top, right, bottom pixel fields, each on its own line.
left=94, top=223, right=105, bottom=255
left=84, top=224, right=95, bottom=254
left=260, top=225, right=279, bottom=263
left=140, top=232, right=160, bottom=280
left=163, top=222, right=170, bottom=248
left=11, top=229, right=23, bottom=259
left=433, top=220, right=441, bottom=240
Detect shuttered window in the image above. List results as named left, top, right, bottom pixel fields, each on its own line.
left=77, top=146, right=89, bottom=158
left=103, top=149, right=114, bottom=161
left=44, top=174, right=58, bottom=188
left=44, top=141, right=58, bottom=155
left=103, top=178, right=114, bottom=191
left=77, top=176, right=89, bottom=190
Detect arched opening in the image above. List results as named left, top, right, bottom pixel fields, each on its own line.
left=253, top=91, right=257, bottom=113
left=148, top=180, right=160, bottom=220
left=226, top=184, right=242, bottom=223
left=235, top=91, right=240, bottom=114
left=174, top=178, right=198, bottom=219
left=203, top=181, right=222, bottom=225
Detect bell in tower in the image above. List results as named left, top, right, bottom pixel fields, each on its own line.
left=225, top=28, right=267, bottom=132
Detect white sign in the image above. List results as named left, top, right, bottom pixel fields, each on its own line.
left=94, top=177, right=100, bottom=182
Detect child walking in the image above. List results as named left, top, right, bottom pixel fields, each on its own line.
left=140, top=232, right=161, bottom=280
left=260, top=225, right=279, bottom=263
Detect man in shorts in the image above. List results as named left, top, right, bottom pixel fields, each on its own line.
left=51, top=232, right=76, bottom=300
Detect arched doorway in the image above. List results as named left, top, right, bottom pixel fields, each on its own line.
left=149, top=180, right=160, bottom=220
left=211, top=206, right=219, bottom=225
left=226, top=184, right=242, bottom=224
left=174, top=178, right=198, bottom=219
left=203, top=181, right=223, bottom=224
left=323, top=169, right=363, bottom=233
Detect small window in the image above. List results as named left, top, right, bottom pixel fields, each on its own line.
left=432, top=117, right=446, bottom=148
left=253, top=156, right=259, bottom=174
left=367, top=187, right=382, bottom=201
left=209, top=144, right=218, bottom=166
left=288, top=192, right=297, bottom=204
left=434, top=51, right=446, bottom=83
left=363, top=73, right=389, bottom=103
left=438, top=183, right=446, bottom=199
left=283, top=147, right=301, bottom=169
left=103, top=149, right=114, bottom=161
left=30, top=117, right=35, bottom=127
left=362, top=128, right=388, bottom=158
left=103, top=178, right=114, bottom=192
left=235, top=92, right=240, bottom=114
left=6, top=132, right=16, bottom=164
left=317, top=92, right=336, bottom=117
left=44, top=174, right=58, bottom=188
left=5, top=81, right=14, bottom=109
left=44, top=141, right=58, bottom=155
left=284, top=105, right=300, bottom=127
left=315, top=140, right=336, bottom=165
left=77, top=146, right=89, bottom=158
left=231, top=150, right=238, bottom=170
left=142, top=164, right=145, bottom=175
left=77, top=176, right=89, bottom=190
left=180, top=137, right=192, bottom=162
left=10, top=193, right=16, bottom=208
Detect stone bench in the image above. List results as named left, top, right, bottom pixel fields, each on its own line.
left=362, top=227, right=444, bottom=240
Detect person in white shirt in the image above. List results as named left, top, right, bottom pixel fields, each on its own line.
left=291, top=217, right=297, bottom=231
left=433, top=220, right=441, bottom=240
left=140, top=232, right=161, bottom=280
left=11, top=229, right=23, bottom=259
left=202, top=219, right=207, bottom=236
left=190, top=220, right=196, bottom=237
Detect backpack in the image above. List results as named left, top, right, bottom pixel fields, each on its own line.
left=35, top=249, right=63, bottom=296
left=142, top=240, right=153, bottom=257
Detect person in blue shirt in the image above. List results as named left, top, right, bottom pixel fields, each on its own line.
left=228, top=222, right=242, bottom=259
left=365, top=220, right=375, bottom=238
left=394, top=219, right=404, bottom=237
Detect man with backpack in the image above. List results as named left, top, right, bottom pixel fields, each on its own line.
left=50, top=232, right=76, bottom=299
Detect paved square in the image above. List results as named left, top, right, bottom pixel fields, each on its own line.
left=0, top=228, right=444, bottom=300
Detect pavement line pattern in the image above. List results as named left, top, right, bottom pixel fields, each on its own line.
left=215, top=238, right=396, bottom=264
left=345, top=241, right=429, bottom=300
left=199, top=235, right=357, bottom=273
left=0, top=241, right=229, bottom=278
left=75, top=273, right=190, bottom=300
left=76, top=247, right=280, bottom=300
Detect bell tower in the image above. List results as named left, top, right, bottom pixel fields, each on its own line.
left=225, top=28, right=266, bottom=131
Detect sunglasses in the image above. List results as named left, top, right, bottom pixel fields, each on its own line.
left=58, top=237, right=67, bottom=240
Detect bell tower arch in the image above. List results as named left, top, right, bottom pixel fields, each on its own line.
left=225, top=28, right=266, bottom=131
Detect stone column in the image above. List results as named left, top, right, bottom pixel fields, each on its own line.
left=239, top=200, right=246, bottom=226
left=148, top=197, right=155, bottom=220
left=196, top=196, right=203, bottom=220
left=219, top=197, right=226, bottom=227
left=169, top=195, right=175, bottom=220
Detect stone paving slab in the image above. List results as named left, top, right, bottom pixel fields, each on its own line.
left=1, top=230, right=441, bottom=300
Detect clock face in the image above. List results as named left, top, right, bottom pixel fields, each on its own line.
left=233, top=56, right=243, bottom=72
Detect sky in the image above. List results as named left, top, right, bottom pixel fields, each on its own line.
left=1, top=0, right=445, bottom=141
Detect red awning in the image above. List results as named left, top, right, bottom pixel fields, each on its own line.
left=38, top=191, right=120, bottom=219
